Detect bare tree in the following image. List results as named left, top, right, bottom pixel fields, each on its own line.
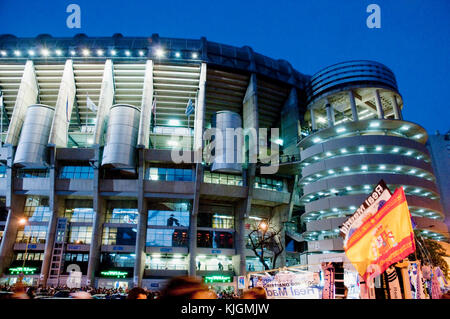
left=247, top=218, right=284, bottom=270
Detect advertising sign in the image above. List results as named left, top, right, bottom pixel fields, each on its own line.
left=250, top=271, right=322, bottom=299
left=238, top=276, right=246, bottom=289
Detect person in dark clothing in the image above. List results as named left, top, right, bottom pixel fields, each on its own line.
left=127, top=287, right=148, bottom=299
left=159, top=276, right=216, bottom=300
left=167, top=214, right=180, bottom=226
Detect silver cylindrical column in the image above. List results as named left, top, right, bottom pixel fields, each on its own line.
left=102, top=104, right=141, bottom=168
left=14, top=104, right=55, bottom=168
left=211, top=111, right=243, bottom=173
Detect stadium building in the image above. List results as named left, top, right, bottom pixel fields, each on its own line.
left=0, top=34, right=447, bottom=290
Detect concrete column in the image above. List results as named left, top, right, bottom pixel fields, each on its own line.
left=392, top=95, right=402, bottom=120
left=0, top=146, right=25, bottom=275
left=5, top=60, right=39, bottom=147
left=93, top=60, right=115, bottom=146
left=234, top=200, right=247, bottom=276
left=348, top=90, right=359, bottom=121
left=374, top=89, right=384, bottom=119
left=188, top=163, right=203, bottom=276
left=310, top=108, right=317, bottom=131
left=39, top=146, right=58, bottom=286
left=48, top=59, right=76, bottom=147
left=243, top=73, right=259, bottom=164
left=137, top=60, right=154, bottom=149
left=271, top=205, right=289, bottom=268
left=287, top=175, right=299, bottom=221
left=193, top=63, right=207, bottom=154
left=86, top=146, right=104, bottom=287
left=133, top=147, right=147, bottom=287
left=325, top=103, right=334, bottom=127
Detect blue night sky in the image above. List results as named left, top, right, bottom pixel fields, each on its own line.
left=0, top=0, right=449, bottom=134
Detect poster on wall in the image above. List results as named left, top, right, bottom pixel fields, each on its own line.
left=249, top=270, right=322, bottom=299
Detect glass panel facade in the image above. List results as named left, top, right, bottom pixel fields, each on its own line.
left=197, top=230, right=234, bottom=248
left=101, top=227, right=137, bottom=246
left=145, top=254, right=188, bottom=270
left=254, top=176, right=283, bottom=191
left=16, top=169, right=49, bottom=178
left=68, top=226, right=92, bottom=244
left=148, top=205, right=190, bottom=227
left=198, top=212, right=234, bottom=229
left=146, top=228, right=188, bottom=247
left=246, top=257, right=271, bottom=272
left=0, top=165, right=6, bottom=178
left=23, top=196, right=51, bottom=222
left=63, top=199, right=94, bottom=223
left=100, top=253, right=135, bottom=268
left=15, top=252, right=45, bottom=261
left=145, top=167, right=193, bottom=181
left=196, top=255, right=234, bottom=271
left=59, top=166, right=94, bottom=179
left=203, top=171, right=243, bottom=186
left=15, top=225, right=47, bottom=244
left=105, top=201, right=138, bottom=224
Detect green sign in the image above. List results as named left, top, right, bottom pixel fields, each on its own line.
left=9, top=267, right=37, bottom=275
left=100, top=270, right=128, bottom=278
left=203, top=275, right=232, bottom=283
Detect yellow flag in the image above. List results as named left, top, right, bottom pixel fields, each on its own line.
left=344, top=187, right=415, bottom=282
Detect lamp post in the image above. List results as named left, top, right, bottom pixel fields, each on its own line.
left=258, top=220, right=269, bottom=267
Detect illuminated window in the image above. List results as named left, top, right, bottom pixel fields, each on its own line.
left=102, top=227, right=137, bottom=246
left=68, top=226, right=92, bottom=244
left=23, top=196, right=51, bottom=222
left=59, top=166, right=94, bottom=179
left=105, top=201, right=138, bottom=224
left=146, top=228, right=188, bottom=247
left=17, top=169, right=49, bottom=178
left=145, top=167, right=193, bottom=181
left=63, top=199, right=94, bottom=222
left=15, top=225, right=47, bottom=244
left=203, top=171, right=243, bottom=186
left=254, top=176, right=283, bottom=191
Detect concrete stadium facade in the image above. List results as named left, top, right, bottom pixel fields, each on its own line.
left=0, top=34, right=446, bottom=290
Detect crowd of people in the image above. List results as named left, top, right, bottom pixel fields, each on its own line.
left=0, top=277, right=268, bottom=300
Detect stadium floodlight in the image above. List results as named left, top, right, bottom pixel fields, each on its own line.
left=192, top=52, right=198, bottom=59
left=125, top=50, right=131, bottom=56
left=110, top=49, right=117, bottom=56
left=70, top=50, right=76, bottom=56
left=97, top=49, right=104, bottom=56
left=168, top=119, right=180, bottom=126
left=55, top=49, right=62, bottom=56
left=14, top=50, right=21, bottom=56
left=82, top=49, right=90, bottom=56
left=175, top=52, right=181, bottom=58
left=41, top=48, right=50, bottom=56
left=28, top=50, right=35, bottom=56
left=0, top=50, right=6, bottom=56
left=274, top=139, right=283, bottom=146
left=138, top=50, right=144, bottom=56
left=155, top=48, right=165, bottom=57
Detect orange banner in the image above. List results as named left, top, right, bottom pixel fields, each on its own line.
left=344, top=187, right=416, bottom=282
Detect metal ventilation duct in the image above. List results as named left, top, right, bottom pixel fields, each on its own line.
left=211, top=110, right=243, bottom=174
left=14, top=104, right=55, bottom=168
left=101, top=104, right=141, bottom=168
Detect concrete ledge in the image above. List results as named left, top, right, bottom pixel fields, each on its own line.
left=56, top=148, right=95, bottom=161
